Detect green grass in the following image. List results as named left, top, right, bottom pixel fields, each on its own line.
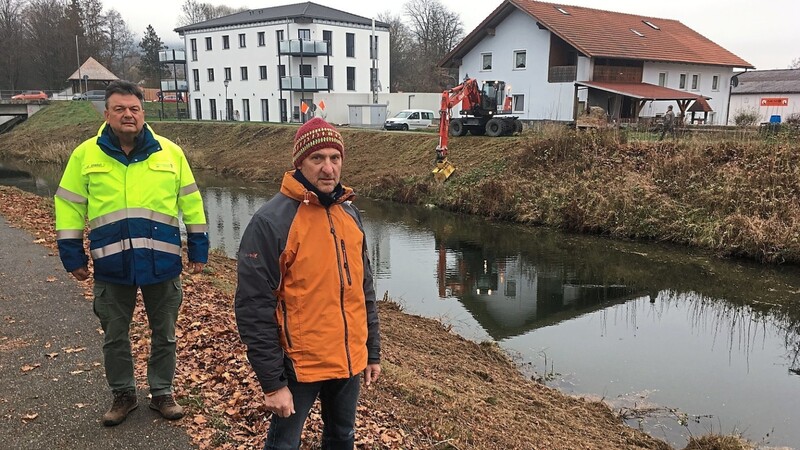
left=144, top=101, right=190, bottom=121
left=17, top=100, right=102, bottom=132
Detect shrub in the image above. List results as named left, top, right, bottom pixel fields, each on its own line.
left=732, top=107, right=761, bottom=127
left=785, top=112, right=800, bottom=126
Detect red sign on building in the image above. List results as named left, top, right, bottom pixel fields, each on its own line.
left=760, top=98, right=789, bottom=106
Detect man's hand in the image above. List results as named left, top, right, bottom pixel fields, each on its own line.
left=364, top=363, right=381, bottom=387
left=186, top=262, right=205, bottom=274
left=264, top=386, right=295, bottom=418
left=71, top=267, right=90, bottom=281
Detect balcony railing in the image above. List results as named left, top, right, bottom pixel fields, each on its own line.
left=278, top=39, right=329, bottom=56
left=280, top=76, right=329, bottom=91
left=159, top=50, right=186, bottom=62
left=548, top=65, right=577, bottom=83
left=160, top=80, right=189, bottom=91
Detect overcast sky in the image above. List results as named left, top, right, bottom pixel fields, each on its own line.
left=106, top=0, right=799, bottom=70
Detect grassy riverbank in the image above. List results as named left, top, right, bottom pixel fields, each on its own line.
left=0, top=101, right=784, bottom=449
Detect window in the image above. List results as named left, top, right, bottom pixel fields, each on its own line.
left=323, top=30, right=332, bottom=55
left=482, top=53, right=492, bottom=70
left=422, top=112, right=434, bottom=120
left=240, top=66, right=248, bottom=81
left=238, top=33, right=246, bottom=48
left=346, top=33, right=355, bottom=57
left=346, top=66, right=355, bottom=90
left=276, top=30, right=284, bottom=42
left=207, top=68, right=215, bottom=81
left=513, top=94, right=524, bottom=112
left=679, top=73, right=687, bottom=90
left=298, top=29, right=310, bottom=40
left=222, top=35, right=230, bottom=49
left=192, top=69, right=199, bottom=90
left=258, top=32, right=265, bottom=47
left=224, top=67, right=232, bottom=81
left=556, top=6, right=569, bottom=15
left=205, top=37, right=212, bottom=50
left=324, top=65, right=333, bottom=89
left=242, top=99, right=250, bottom=121
left=712, top=75, right=719, bottom=91
left=259, top=65, right=267, bottom=80
left=513, top=50, right=526, bottom=69
left=370, top=35, right=378, bottom=59
left=408, top=112, right=419, bottom=120
left=658, top=72, right=667, bottom=87
left=630, top=28, right=645, bottom=37
left=190, top=39, right=197, bottom=61
left=299, top=64, right=311, bottom=77
left=691, top=74, right=700, bottom=90
left=209, top=99, right=217, bottom=120
left=261, top=99, right=269, bottom=121
left=194, top=98, right=202, bottom=120
left=643, top=20, right=660, bottom=30
left=278, top=65, right=286, bottom=77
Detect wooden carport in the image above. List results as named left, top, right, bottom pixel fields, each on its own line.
left=66, top=57, right=119, bottom=94
left=574, top=81, right=708, bottom=123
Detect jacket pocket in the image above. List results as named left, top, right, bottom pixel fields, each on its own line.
left=277, top=299, right=293, bottom=348
left=340, top=240, right=352, bottom=286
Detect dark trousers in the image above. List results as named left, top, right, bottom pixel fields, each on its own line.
left=264, top=375, right=361, bottom=450
left=92, top=277, right=183, bottom=396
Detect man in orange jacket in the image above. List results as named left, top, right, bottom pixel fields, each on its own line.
left=235, top=117, right=381, bottom=449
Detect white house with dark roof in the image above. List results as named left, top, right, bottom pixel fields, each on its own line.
left=729, top=69, right=800, bottom=124
left=440, top=0, right=754, bottom=125
left=175, top=2, right=389, bottom=123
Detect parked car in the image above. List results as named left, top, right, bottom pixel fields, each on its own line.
left=11, top=90, right=47, bottom=100
left=384, top=109, right=436, bottom=131
left=72, top=90, right=105, bottom=101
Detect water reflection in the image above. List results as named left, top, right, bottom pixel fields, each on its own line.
left=2, top=161, right=800, bottom=448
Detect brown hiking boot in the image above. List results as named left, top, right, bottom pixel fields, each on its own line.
left=149, top=394, right=184, bottom=420
left=102, top=390, right=138, bottom=426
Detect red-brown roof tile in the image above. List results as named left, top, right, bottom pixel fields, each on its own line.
left=441, top=0, right=753, bottom=69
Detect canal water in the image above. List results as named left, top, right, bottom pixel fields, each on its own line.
left=2, top=159, right=799, bottom=449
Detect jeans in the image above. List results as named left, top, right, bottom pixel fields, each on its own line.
left=264, top=375, right=361, bottom=450
left=92, top=277, right=183, bottom=396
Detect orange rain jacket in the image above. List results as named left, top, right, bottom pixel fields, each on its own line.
left=234, top=171, right=380, bottom=392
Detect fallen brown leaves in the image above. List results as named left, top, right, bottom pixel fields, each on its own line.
left=1, top=185, right=674, bottom=449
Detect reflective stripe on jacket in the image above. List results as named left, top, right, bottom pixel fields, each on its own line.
left=235, top=171, right=380, bottom=392
left=55, top=123, right=209, bottom=285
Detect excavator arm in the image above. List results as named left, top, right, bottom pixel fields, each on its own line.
left=433, top=78, right=481, bottom=182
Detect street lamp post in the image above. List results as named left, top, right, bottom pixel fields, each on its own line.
left=224, top=79, right=229, bottom=121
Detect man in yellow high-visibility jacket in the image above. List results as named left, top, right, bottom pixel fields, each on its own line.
left=55, top=80, right=209, bottom=427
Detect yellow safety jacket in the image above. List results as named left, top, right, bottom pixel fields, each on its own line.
left=55, top=123, right=209, bottom=285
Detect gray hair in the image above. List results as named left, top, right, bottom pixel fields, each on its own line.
left=105, top=80, right=144, bottom=107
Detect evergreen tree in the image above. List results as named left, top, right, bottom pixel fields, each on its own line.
left=138, top=24, right=166, bottom=86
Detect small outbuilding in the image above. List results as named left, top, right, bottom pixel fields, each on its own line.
left=66, top=57, right=119, bottom=94
left=729, top=69, right=800, bottom=124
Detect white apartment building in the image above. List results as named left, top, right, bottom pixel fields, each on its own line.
left=175, top=2, right=389, bottom=123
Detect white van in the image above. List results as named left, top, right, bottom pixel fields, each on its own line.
left=384, top=109, right=436, bottom=131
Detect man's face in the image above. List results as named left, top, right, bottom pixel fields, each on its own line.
left=104, top=93, right=145, bottom=136
left=298, top=147, right=342, bottom=194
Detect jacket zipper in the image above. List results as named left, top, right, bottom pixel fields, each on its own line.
left=340, top=239, right=352, bottom=286
left=280, top=299, right=293, bottom=348
left=328, top=209, right=353, bottom=376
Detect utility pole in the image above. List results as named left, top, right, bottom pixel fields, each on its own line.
left=371, top=18, right=377, bottom=104
left=75, top=35, right=83, bottom=95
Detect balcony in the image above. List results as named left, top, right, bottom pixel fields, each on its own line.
left=159, top=50, right=186, bottom=63
left=548, top=65, right=577, bottom=83
left=280, top=76, right=329, bottom=92
left=160, top=80, right=189, bottom=92
left=278, top=39, right=329, bottom=57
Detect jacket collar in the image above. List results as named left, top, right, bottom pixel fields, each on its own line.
left=96, top=123, right=161, bottom=165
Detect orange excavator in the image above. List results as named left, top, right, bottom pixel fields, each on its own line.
left=433, top=78, right=521, bottom=182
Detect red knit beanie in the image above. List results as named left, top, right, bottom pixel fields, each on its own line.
left=292, top=117, right=344, bottom=168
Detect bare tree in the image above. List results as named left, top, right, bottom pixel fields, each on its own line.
left=0, top=0, right=26, bottom=92
left=81, top=0, right=106, bottom=60
left=402, top=0, right=464, bottom=91
left=23, top=0, right=73, bottom=89
left=790, top=57, right=800, bottom=69
left=101, top=9, right=137, bottom=79
left=377, top=11, right=416, bottom=93
left=178, top=0, right=246, bottom=26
